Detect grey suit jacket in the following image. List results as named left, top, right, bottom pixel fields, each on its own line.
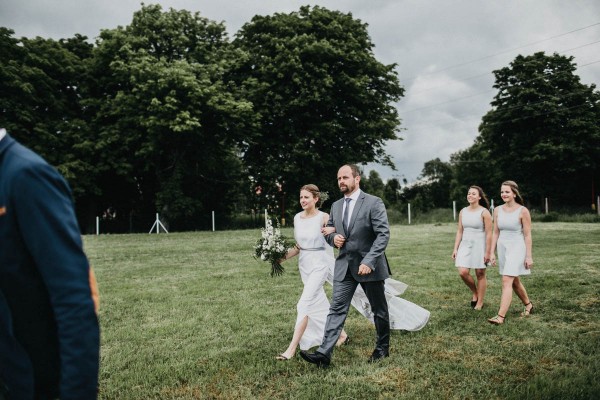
left=325, top=190, right=391, bottom=282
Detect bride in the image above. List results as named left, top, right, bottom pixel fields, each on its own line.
left=276, top=184, right=429, bottom=361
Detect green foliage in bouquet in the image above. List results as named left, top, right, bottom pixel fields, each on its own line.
left=254, top=219, right=294, bottom=277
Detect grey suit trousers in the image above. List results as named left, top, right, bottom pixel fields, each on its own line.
left=317, top=269, right=390, bottom=358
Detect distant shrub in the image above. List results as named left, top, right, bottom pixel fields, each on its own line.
left=538, top=211, right=560, bottom=222
left=531, top=210, right=600, bottom=223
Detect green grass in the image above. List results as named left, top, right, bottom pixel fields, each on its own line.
left=85, top=223, right=600, bottom=399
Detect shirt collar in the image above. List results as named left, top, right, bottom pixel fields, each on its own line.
left=345, top=189, right=361, bottom=202
left=0, top=128, right=6, bottom=141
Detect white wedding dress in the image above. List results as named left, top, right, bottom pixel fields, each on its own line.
left=293, top=211, right=430, bottom=350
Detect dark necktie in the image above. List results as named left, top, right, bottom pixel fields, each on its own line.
left=343, top=198, right=352, bottom=235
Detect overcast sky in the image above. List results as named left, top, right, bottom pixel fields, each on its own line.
left=1, top=0, right=599, bottom=182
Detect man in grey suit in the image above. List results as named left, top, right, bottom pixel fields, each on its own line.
left=300, top=164, right=391, bottom=367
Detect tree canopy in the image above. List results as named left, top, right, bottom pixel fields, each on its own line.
left=0, top=29, right=97, bottom=200
left=452, top=52, right=600, bottom=207
left=85, top=4, right=256, bottom=230
left=0, top=5, right=405, bottom=231
left=231, top=5, right=404, bottom=205
left=5, top=7, right=598, bottom=231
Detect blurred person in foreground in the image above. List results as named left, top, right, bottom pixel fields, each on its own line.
left=0, top=128, right=100, bottom=399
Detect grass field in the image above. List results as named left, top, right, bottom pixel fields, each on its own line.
left=85, top=222, right=600, bottom=399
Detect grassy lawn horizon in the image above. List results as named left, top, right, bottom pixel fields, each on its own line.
left=86, top=222, right=599, bottom=399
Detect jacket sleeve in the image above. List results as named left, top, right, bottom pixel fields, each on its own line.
left=13, top=162, right=99, bottom=399
left=324, top=202, right=337, bottom=247
left=361, top=197, right=390, bottom=270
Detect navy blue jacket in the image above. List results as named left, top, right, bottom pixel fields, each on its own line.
left=0, top=133, right=99, bottom=399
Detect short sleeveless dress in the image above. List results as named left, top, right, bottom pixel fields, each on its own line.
left=455, top=207, right=487, bottom=269
left=293, top=211, right=336, bottom=350
left=497, top=205, right=529, bottom=276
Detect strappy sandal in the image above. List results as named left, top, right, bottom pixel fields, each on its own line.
left=275, top=354, right=290, bottom=361
left=520, top=302, right=534, bottom=317
left=488, top=314, right=505, bottom=325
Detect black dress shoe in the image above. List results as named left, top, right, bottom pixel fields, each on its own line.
left=300, top=350, right=330, bottom=368
left=368, top=349, right=389, bottom=363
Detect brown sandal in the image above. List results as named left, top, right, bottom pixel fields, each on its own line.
left=488, top=314, right=505, bottom=325
left=520, top=302, right=534, bottom=317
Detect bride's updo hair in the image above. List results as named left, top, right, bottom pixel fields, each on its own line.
left=300, top=184, right=328, bottom=208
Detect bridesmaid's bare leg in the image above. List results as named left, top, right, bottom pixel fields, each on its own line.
left=458, top=267, right=478, bottom=302
left=498, top=275, right=515, bottom=317
left=512, top=277, right=532, bottom=315
left=474, top=269, right=487, bottom=310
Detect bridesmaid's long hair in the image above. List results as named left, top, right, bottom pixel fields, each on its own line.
left=502, top=180, right=524, bottom=205
left=300, top=184, right=324, bottom=208
left=470, top=185, right=490, bottom=209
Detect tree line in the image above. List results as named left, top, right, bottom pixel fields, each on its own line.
left=1, top=5, right=598, bottom=232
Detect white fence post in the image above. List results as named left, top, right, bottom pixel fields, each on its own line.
left=545, top=197, right=549, bottom=214
left=453, top=201, right=456, bottom=221
left=212, top=211, right=215, bottom=231
left=148, top=213, right=168, bottom=234
left=96, top=216, right=99, bottom=235
left=597, top=196, right=599, bottom=216
left=264, top=209, right=268, bottom=227
left=408, top=203, right=411, bottom=225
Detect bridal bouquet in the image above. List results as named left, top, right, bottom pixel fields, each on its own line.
left=254, top=219, right=293, bottom=277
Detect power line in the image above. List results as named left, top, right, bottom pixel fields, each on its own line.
left=408, top=40, right=600, bottom=97
left=400, top=22, right=600, bottom=83
left=402, top=58, right=600, bottom=114
left=403, top=100, right=597, bottom=137
left=407, top=40, right=600, bottom=97
left=480, top=102, right=597, bottom=128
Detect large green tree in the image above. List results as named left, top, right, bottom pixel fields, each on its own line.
left=453, top=52, right=600, bottom=208
left=0, top=29, right=97, bottom=201
left=87, top=4, right=254, bottom=230
left=231, top=5, right=404, bottom=211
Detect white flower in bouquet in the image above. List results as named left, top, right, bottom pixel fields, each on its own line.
left=254, top=219, right=293, bottom=277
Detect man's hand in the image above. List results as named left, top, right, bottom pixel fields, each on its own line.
left=358, top=264, right=372, bottom=275
left=333, top=234, right=346, bottom=248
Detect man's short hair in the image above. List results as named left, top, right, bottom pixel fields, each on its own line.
left=344, top=164, right=361, bottom=178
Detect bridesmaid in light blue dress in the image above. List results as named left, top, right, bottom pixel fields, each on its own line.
left=452, top=186, right=492, bottom=310
left=488, top=181, right=535, bottom=325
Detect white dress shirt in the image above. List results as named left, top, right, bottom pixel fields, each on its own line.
left=0, top=128, right=6, bottom=141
